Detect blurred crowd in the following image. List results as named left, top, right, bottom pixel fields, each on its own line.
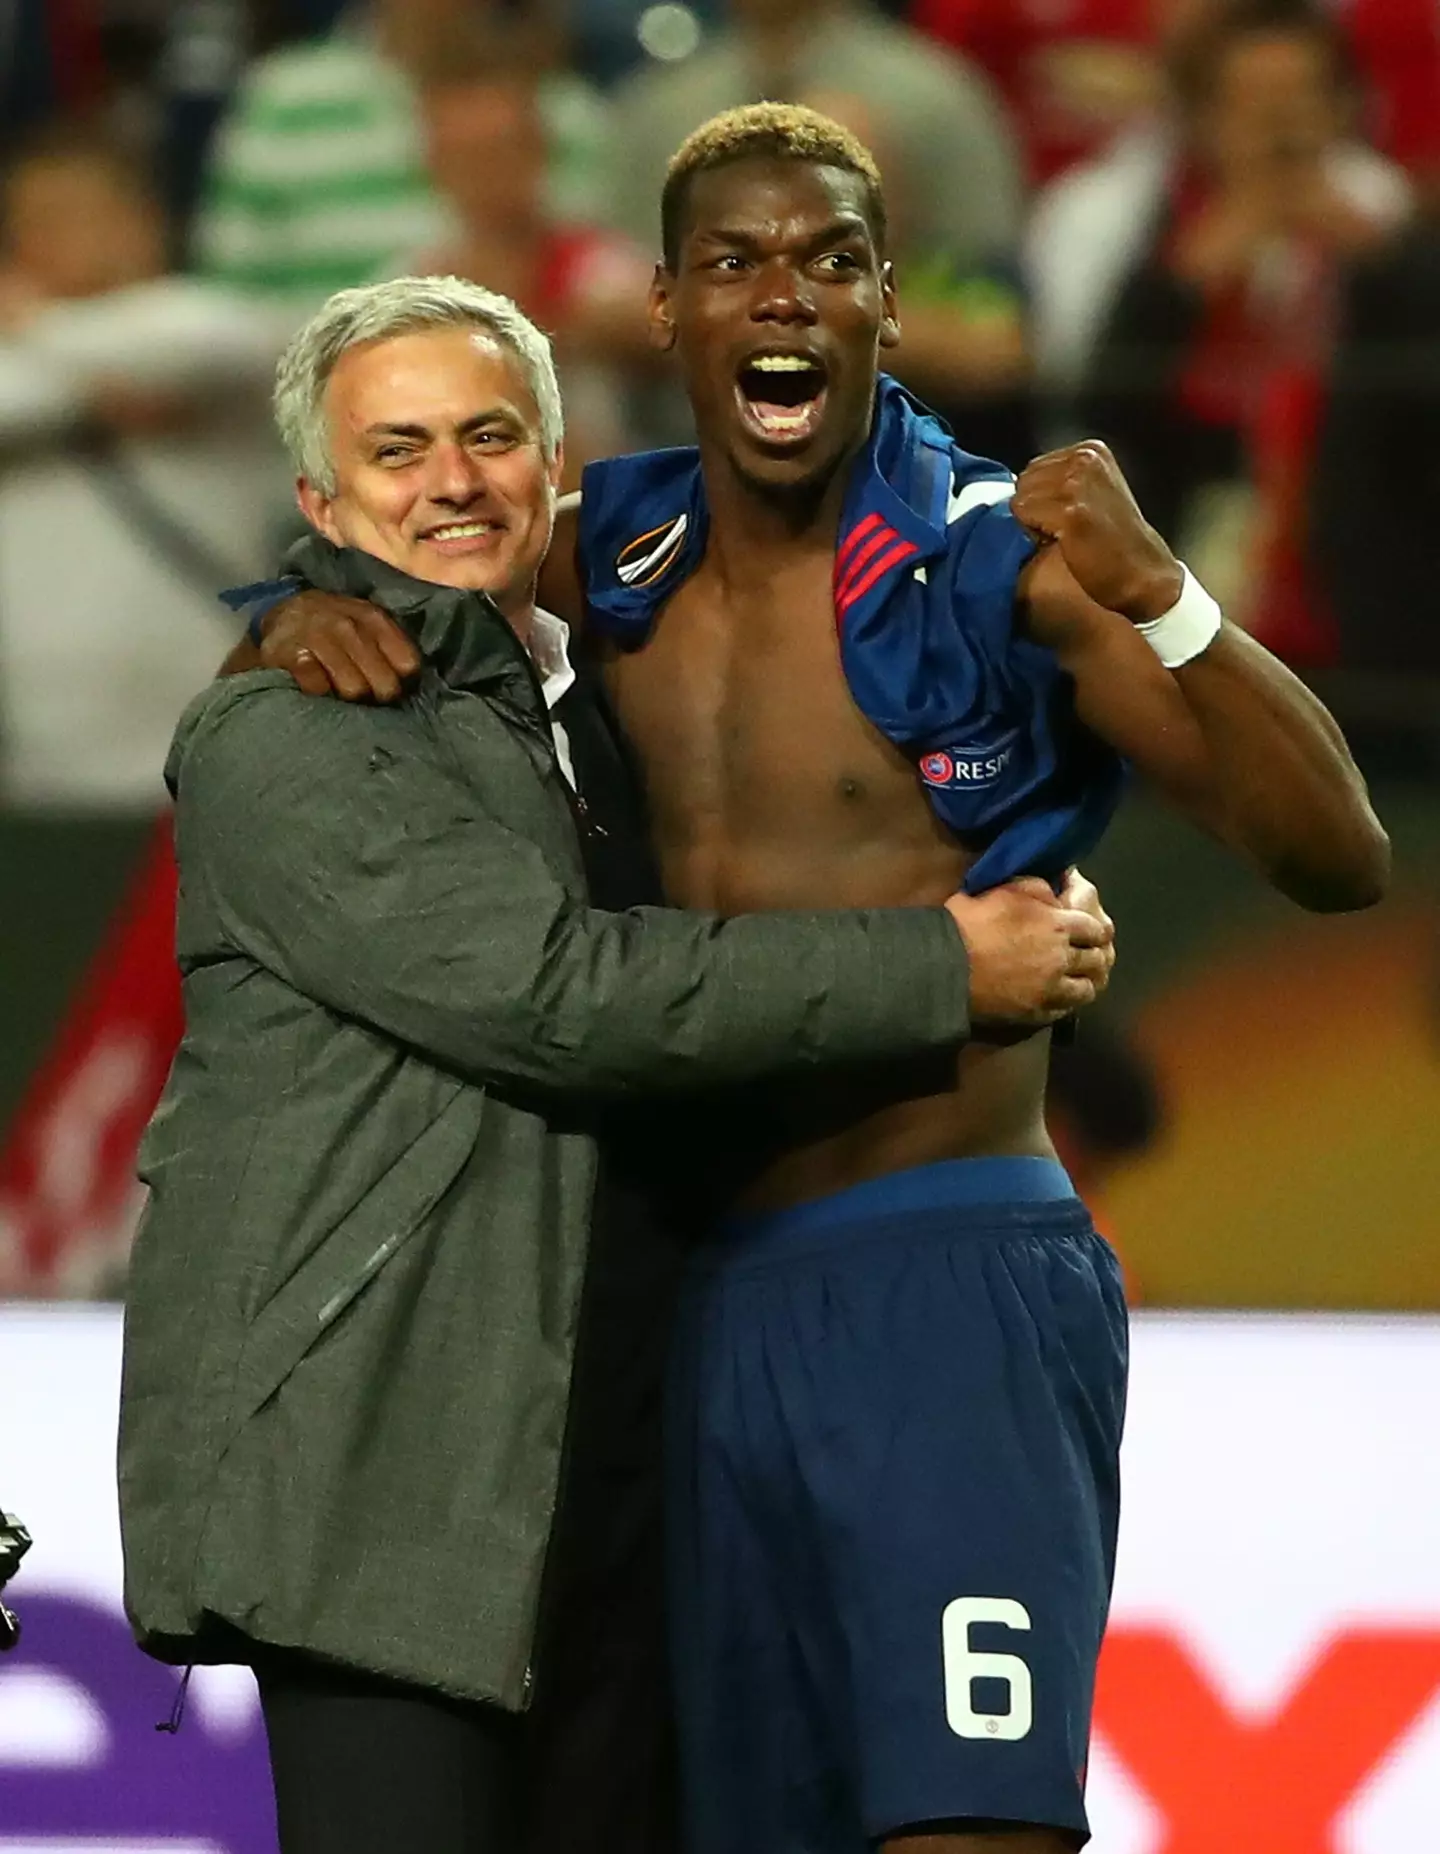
left=1, top=0, right=1438, bottom=817
left=2, top=0, right=1437, bottom=1304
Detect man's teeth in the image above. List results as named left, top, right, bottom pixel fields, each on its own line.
left=750, top=355, right=819, bottom=373
left=429, top=522, right=496, bottom=540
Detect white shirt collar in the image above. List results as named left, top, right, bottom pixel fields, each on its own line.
left=527, top=607, right=576, bottom=714
left=526, top=607, right=579, bottom=790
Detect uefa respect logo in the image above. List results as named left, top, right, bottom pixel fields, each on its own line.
left=0, top=1592, right=273, bottom=1850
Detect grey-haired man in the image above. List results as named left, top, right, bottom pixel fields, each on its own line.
left=119, top=277, right=1112, bottom=1854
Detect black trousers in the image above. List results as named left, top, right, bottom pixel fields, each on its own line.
left=257, top=1651, right=525, bottom=1854
left=257, top=1580, right=677, bottom=1854
left=251, top=1159, right=682, bottom=1854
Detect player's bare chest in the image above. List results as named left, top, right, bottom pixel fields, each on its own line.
left=600, top=564, right=915, bottom=822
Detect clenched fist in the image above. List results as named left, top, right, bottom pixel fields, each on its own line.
left=1012, top=441, right=1183, bottom=624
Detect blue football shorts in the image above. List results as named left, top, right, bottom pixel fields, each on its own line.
left=665, top=1156, right=1128, bottom=1853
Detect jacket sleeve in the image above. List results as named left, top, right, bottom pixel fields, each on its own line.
left=173, top=678, right=971, bottom=1097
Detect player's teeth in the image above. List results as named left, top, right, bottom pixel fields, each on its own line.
left=751, top=356, right=818, bottom=372
left=755, top=407, right=813, bottom=430
left=432, top=523, right=493, bottom=539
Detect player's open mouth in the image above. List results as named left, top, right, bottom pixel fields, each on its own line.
left=421, top=518, right=505, bottom=555
left=734, top=352, right=829, bottom=447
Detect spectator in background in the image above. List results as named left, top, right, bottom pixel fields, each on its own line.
left=1330, top=0, right=1440, bottom=188
left=154, top=0, right=349, bottom=257
left=403, top=25, right=651, bottom=478
left=1030, top=0, right=1409, bottom=656
left=0, top=0, right=105, bottom=155
left=193, top=0, right=611, bottom=313
left=910, top=0, right=1160, bottom=186
left=1311, top=217, right=1440, bottom=678
left=602, top=0, right=1028, bottom=454
left=0, top=126, right=284, bottom=812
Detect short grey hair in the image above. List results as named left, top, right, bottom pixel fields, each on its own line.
left=273, top=275, right=564, bottom=494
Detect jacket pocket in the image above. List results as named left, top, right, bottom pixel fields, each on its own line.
left=225, top=1084, right=482, bottom=1432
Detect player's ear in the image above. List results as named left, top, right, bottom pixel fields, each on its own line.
left=879, top=260, right=901, bottom=351
left=648, top=263, right=678, bottom=354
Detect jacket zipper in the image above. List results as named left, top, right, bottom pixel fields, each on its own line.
left=483, top=629, right=593, bottom=855
left=440, top=618, right=595, bottom=1708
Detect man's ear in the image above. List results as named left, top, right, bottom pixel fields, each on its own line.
left=879, top=260, right=901, bottom=351
left=296, top=477, right=342, bottom=543
left=548, top=443, right=565, bottom=493
left=647, top=262, right=677, bottom=353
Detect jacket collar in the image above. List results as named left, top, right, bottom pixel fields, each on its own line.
left=283, top=533, right=535, bottom=698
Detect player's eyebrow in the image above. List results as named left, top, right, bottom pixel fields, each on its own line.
left=802, top=216, right=871, bottom=251
left=695, top=223, right=767, bottom=252
left=697, top=214, right=871, bottom=253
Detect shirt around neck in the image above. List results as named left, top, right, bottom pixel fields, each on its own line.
left=528, top=606, right=577, bottom=788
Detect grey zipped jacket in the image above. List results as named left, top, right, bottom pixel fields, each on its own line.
left=118, top=540, right=972, bottom=1708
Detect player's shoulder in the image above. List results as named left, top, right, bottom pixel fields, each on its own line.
left=934, top=444, right=1033, bottom=609
left=942, top=445, right=1018, bottom=533
left=577, top=451, right=696, bottom=574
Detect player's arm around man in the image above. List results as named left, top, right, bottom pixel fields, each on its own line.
left=1011, top=440, right=1389, bottom=913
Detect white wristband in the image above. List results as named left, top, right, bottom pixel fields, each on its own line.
left=1134, top=565, right=1222, bottom=669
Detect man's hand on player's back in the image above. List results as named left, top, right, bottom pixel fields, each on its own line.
left=947, top=873, right=1114, bottom=1027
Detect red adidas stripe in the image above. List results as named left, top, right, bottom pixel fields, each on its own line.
left=836, top=510, right=886, bottom=573
left=837, top=536, right=919, bottom=613
left=836, top=524, right=900, bottom=608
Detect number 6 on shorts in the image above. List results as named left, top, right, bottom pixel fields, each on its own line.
left=941, top=1596, right=1034, bottom=1741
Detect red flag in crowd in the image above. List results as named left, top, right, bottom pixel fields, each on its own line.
left=0, top=820, right=182, bottom=1297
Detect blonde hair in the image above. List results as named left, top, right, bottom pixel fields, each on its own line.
left=274, top=275, right=563, bottom=494
left=660, top=103, right=886, bottom=268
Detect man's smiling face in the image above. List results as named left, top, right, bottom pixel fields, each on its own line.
left=651, top=155, right=899, bottom=497
left=298, top=324, right=561, bottom=611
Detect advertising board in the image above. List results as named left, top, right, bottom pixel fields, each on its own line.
left=2, top=1307, right=1438, bottom=1851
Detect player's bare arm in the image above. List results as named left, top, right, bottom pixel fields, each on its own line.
left=1012, top=440, right=1389, bottom=913
left=538, top=489, right=585, bottom=621
left=220, top=590, right=416, bottom=697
